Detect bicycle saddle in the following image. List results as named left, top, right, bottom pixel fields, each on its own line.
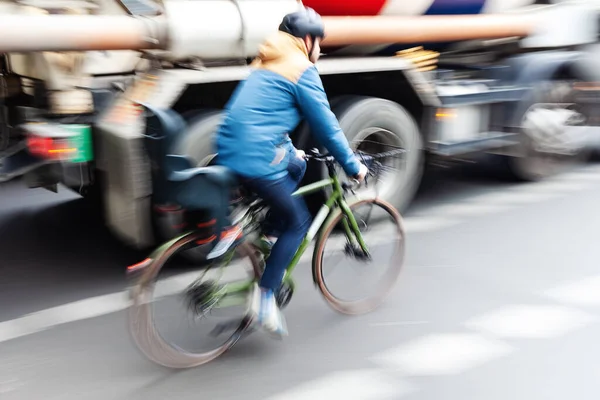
left=139, top=103, right=237, bottom=257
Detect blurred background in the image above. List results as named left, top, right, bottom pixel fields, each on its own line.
left=3, top=0, right=600, bottom=399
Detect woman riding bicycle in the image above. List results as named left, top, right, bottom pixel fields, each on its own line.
left=214, top=7, right=368, bottom=337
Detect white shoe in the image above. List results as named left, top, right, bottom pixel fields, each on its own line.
left=248, top=283, right=288, bottom=338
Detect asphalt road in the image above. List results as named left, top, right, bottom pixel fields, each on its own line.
left=2, top=162, right=600, bottom=400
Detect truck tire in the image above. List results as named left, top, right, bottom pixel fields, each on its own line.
left=297, top=96, right=424, bottom=214
left=498, top=80, right=591, bottom=181
left=294, top=95, right=351, bottom=150
left=172, top=110, right=223, bottom=167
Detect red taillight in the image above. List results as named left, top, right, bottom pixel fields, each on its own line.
left=26, top=135, right=77, bottom=160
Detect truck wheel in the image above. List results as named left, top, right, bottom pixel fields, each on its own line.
left=294, top=95, right=352, bottom=150
left=298, top=96, right=424, bottom=214
left=173, top=110, right=223, bottom=167
left=500, top=80, right=591, bottom=181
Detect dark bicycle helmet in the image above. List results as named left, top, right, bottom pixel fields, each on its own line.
left=279, top=7, right=325, bottom=41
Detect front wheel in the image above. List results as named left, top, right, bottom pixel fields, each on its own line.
left=312, top=197, right=406, bottom=315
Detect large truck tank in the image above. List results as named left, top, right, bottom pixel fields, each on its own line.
left=0, top=0, right=570, bottom=99
left=303, top=0, right=538, bottom=16
left=0, top=0, right=550, bottom=57
left=303, top=0, right=540, bottom=55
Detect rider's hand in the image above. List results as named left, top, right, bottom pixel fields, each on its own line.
left=296, top=149, right=306, bottom=160
left=354, top=163, right=369, bottom=182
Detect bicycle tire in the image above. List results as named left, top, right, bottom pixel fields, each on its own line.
left=128, top=232, right=261, bottom=369
left=312, top=197, right=406, bottom=315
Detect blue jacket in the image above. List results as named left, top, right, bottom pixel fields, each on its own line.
left=215, top=32, right=360, bottom=180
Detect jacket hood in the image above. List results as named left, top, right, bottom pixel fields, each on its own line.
left=253, top=31, right=308, bottom=66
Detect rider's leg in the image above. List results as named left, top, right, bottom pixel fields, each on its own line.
left=259, top=188, right=311, bottom=290
left=243, top=172, right=311, bottom=335
left=260, top=155, right=307, bottom=247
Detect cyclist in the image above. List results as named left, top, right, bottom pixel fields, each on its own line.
left=214, top=7, right=368, bottom=337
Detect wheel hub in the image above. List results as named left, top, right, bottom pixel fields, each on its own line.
left=344, top=242, right=371, bottom=262
left=522, top=104, right=587, bottom=155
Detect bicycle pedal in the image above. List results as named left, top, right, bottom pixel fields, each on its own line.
left=210, top=317, right=257, bottom=338
left=210, top=319, right=242, bottom=337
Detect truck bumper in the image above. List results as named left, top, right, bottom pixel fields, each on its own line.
left=0, top=147, right=49, bottom=183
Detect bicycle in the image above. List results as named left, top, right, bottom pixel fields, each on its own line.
left=126, top=105, right=406, bottom=368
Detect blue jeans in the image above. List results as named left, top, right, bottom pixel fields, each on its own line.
left=241, top=155, right=312, bottom=291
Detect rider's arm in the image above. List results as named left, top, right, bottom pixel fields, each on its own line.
left=294, top=66, right=361, bottom=177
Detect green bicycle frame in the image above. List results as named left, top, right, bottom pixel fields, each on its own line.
left=284, top=173, right=368, bottom=280
left=215, top=171, right=369, bottom=301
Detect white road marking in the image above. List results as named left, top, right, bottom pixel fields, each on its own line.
left=264, top=369, right=415, bottom=400
left=0, top=292, right=130, bottom=344
left=370, top=333, right=514, bottom=376
left=464, top=304, right=595, bottom=339
left=543, top=275, right=600, bottom=307
left=0, top=266, right=253, bottom=345
left=0, top=377, right=23, bottom=394
left=0, top=258, right=420, bottom=344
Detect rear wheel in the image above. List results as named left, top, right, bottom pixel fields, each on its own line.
left=313, top=197, right=406, bottom=315
left=128, top=233, right=261, bottom=368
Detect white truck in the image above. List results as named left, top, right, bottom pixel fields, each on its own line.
left=0, top=0, right=598, bottom=250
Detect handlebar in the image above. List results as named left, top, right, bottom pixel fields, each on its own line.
left=303, top=147, right=406, bottom=191
left=304, top=148, right=405, bottom=163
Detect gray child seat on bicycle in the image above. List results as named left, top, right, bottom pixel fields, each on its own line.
left=139, top=103, right=237, bottom=255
